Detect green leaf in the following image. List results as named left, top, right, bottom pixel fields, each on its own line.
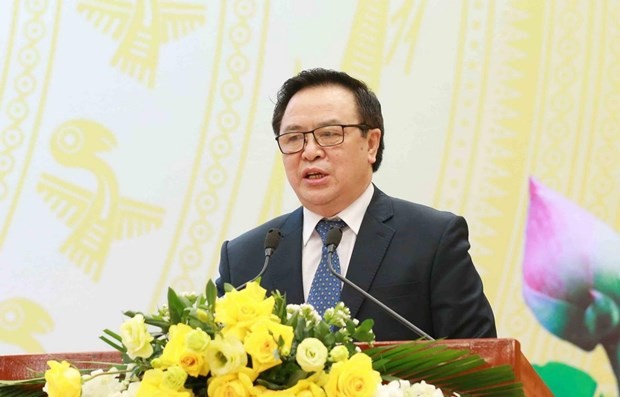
left=205, top=279, right=217, bottom=312
left=101, top=328, right=122, bottom=343
left=353, top=319, right=375, bottom=342
left=0, top=384, right=46, bottom=397
left=293, top=315, right=306, bottom=340
left=99, top=335, right=125, bottom=353
left=223, top=282, right=236, bottom=293
left=272, top=291, right=288, bottom=323
left=365, top=341, right=525, bottom=397
left=167, top=287, right=187, bottom=324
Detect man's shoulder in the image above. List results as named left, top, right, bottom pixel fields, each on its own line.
left=394, top=197, right=456, bottom=219
left=375, top=188, right=459, bottom=223
left=226, top=209, right=301, bottom=248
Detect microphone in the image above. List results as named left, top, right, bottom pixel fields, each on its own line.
left=236, top=228, right=283, bottom=290
left=325, top=227, right=435, bottom=341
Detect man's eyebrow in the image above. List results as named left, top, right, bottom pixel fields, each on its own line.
left=281, top=120, right=342, bottom=132
left=280, top=124, right=305, bottom=132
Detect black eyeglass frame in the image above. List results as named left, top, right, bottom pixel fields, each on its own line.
left=275, top=123, right=371, bottom=154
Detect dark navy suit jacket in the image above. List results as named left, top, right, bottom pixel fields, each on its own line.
left=216, top=186, right=496, bottom=341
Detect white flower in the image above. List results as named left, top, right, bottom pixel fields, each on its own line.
left=329, top=345, right=349, bottom=362
left=206, top=334, right=248, bottom=376
left=110, top=381, right=140, bottom=397
left=286, top=303, right=322, bottom=326
left=119, top=314, right=154, bottom=359
left=375, top=381, right=402, bottom=397
left=375, top=380, right=444, bottom=397
left=323, top=302, right=351, bottom=327
left=156, top=304, right=171, bottom=321
left=81, top=369, right=125, bottom=397
left=180, top=291, right=198, bottom=298
left=296, top=337, right=328, bottom=372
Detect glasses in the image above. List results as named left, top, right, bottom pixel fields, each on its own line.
left=275, top=124, right=370, bottom=154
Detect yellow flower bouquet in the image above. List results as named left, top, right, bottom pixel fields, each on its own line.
left=0, top=280, right=524, bottom=397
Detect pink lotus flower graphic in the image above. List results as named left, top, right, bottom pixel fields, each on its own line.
left=523, top=177, right=620, bottom=390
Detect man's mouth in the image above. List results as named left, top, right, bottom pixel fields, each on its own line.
left=306, top=172, right=325, bottom=179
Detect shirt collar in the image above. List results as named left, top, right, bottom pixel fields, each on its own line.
left=302, top=183, right=375, bottom=245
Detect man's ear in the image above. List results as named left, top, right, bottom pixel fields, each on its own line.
left=367, top=128, right=382, bottom=163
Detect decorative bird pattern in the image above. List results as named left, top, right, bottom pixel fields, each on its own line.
left=37, top=119, right=165, bottom=282
left=77, top=0, right=206, bottom=87
left=0, top=298, right=53, bottom=353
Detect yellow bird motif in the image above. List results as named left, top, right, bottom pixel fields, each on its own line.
left=77, top=0, right=207, bottom=87
left=0, top=298, right=54, bottom=353
left=37, top=120, right=165, bottom=282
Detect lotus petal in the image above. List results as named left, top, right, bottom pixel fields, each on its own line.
left=523, top=178, right=620, bottom=350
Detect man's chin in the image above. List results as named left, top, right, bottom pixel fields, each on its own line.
left=298, top=196, right=343, bottom=218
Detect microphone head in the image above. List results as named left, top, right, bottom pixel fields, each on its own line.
left=326, top=226, right=343, bottom=248
left=264, top=228, right=283, bottom=251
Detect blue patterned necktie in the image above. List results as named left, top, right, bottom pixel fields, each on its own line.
left=307, top=219, right=347, bottom=316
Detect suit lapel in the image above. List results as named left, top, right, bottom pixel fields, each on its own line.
left=341, top=187, right=395, bottom=318
left=262, top=208, right=305, bottom=304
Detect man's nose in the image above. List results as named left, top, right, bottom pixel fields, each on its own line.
left=301, top=133, right=324, bottom=158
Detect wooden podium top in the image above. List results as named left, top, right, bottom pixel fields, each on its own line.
left=0, top=338, right=551, bottom=396
left=436, top=339, right=552, bottom=397
left=370, top=339, right=551, bottom=397
left=0, top=350, right=121, bottom=380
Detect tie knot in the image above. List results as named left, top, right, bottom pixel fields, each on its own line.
left=315, top=219, right=347, bottom=242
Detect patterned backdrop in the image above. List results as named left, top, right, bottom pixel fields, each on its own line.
left=1, top=1, right=619, bottom=395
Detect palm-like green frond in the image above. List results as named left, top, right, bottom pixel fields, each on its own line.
left=0, top=380, right=46, bottom=397
left=365, top=341, right=525, bottom=397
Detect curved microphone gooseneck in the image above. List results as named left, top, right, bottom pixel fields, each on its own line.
left=236, top=228, right=283, bottom=290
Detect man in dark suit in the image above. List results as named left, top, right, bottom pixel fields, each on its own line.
left=217, top=68, right=496, bottom=341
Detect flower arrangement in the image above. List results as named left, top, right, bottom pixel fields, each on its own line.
left=0, top=280, right=524, bottom=397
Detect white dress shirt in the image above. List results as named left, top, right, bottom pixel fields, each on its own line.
left=301, top=183, right=375, bottom=300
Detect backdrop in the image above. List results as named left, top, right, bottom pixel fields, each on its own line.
left=1, top=1, right=619, bottom=395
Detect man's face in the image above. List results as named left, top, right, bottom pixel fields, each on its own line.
left=278, top=84, right=382, bottom=217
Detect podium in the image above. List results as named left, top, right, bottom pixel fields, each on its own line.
left=0, top=338, right=552, bottom=396
left=435, top=339, right=553, bottom=397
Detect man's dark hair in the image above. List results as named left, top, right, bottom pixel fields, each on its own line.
left=271, top=68, right=385, bottom=172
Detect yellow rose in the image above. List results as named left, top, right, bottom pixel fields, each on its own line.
left=120, top=314, right=154, bottom=359
left=216, top=282, right=275, bottom=338
left=186, top=328, right=211, bottom=352
left=260, top=377, right=327, bottom=397
left=261, top=319, right=294, bottom=356
left=179, top=349, right=209, bottom=377
left=207, top=367, right=258, bottom=397
left=243, top=324, right=281, bottom=373
left=136, top=368, right=193, bottom=397
left=153, top=323, right=209, bottom=376
left=243, top=318, right=294, bottom=373
left=324, top=353, right=381, bottom=397
left=328, top=346, right=349, bottom=363
left=152, top=323, right=190, bottom=369
left=296, top=338, right=328, bottom=372
left=196, top=308, right=210, bottom=322
left=292, top=379, right=327, bottom=397
left=43, top=360, right=82, bottom=397
left=206, top=333, right=248, bottom=376
left=162, top=365, right=189, bottom=391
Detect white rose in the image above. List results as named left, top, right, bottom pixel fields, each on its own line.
left=206, top=334, right=247, bottom=376
left=120, top=314, right=154, bottom=359
left=375, top=381, right=404, bottom=397
left=406, top=380, right=443, bottom=397
left=81, top=368, right=125, bottom=397
left=328, top=345, right=349, bottom=362
left=296, top=337, right=328, bottom=372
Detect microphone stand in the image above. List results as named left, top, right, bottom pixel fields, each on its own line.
left=326, top=228, right=434, bottom=341
left=236, top=251, right=272, bottom=290
left=236, top=228, right=283, bottom=290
